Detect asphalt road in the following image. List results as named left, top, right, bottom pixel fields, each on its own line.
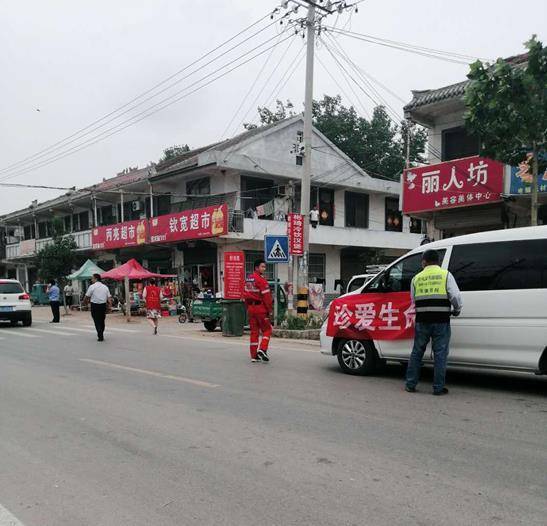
left=0, top=309, right=545, bottom=526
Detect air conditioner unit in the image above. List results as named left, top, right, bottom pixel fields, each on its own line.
left=131, top=201, right=142, bottom=212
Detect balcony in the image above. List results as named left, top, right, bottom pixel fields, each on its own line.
left=4, top=230, right=92, bottom=261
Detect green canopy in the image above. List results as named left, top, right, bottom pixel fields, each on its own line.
left=67, top=259, right=105, bottom=281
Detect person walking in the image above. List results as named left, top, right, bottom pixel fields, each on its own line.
left=143, top=278, right=163, bottom=335
left=405, top=249, right=462, bottom=396
left=84, top=273, right=112, bottom=342
left=244, top=259, right=273, bottom=363
left=47, top=279, right=61, bottom=323
left=63, top=283, right=74, bottom=309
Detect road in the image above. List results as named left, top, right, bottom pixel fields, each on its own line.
left=0, top=308, right=545, bottom=526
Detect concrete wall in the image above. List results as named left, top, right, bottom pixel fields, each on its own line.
left=427, top=110, right=465, bottom=164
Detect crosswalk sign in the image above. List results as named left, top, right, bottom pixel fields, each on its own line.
left=264, top=235, right=289, bottom=263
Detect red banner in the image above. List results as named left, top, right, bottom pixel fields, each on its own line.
left=149, top=204, right=228, bottom=244
left=287, top=213, right=304, bottom=255
left=402, top=155, right=504, bottom=214
left=223, top=251, right=245, bottom=300
left=92, top=219, right=148, bottom=250
left=327, top=292, right=415, bottom=340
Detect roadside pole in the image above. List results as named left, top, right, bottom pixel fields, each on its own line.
left=287, top=180, right=294, bottom=315
left=296, top=2, right=316, bottom=318
left=273, top=264, right=279, bottom=327
left=124, top=275, right=131, bottom=322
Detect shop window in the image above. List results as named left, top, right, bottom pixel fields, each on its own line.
left=186, top=177, right=210, bottom=196
left=245, top=251, right=274, bottom=281
left=448, top=240, right=547, bottom=291
left=309, top=253, right=326, bottom=284
left=345, top=191, right=369, bottom=228
left=441, top=126, right=479, bottom=161
left=385, top=197, right=402, bottom=232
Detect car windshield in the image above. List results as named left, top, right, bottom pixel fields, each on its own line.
left=0, top=282, right=24, bottom=294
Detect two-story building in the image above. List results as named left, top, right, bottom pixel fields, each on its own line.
left=1, top=117, right=422, bottom=298
left=403, top=52, right=547, bottom=239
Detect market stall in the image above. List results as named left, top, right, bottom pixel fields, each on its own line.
left=67, top=259, right=106, bottom=310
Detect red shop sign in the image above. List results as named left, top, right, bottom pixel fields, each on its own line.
left=223, top=251, right=245, bottom=300
left=327, top=292, right=414, bottom=341
left=402, top=155, right=504, bottom=214
left=149, top=204, right=228, bottom=244
left=92, top=219, right=148, bottom=250
left=287, top=213, right=304, bottom=255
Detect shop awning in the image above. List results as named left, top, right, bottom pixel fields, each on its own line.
left=67, top=259, right=105, bottom=281
left=101, top=258, right=175, bottom=281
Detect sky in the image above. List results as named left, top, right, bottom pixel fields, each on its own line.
left=1, top=0, right=546, bottom=214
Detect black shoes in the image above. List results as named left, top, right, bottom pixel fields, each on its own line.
left=405, top=386, right=416, bottom=393
left=257, top=350, right=269, bottom=363
left=433, top=388, right=449, bottom=396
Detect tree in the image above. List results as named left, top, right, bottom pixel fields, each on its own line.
left=464, top=36, right=547, bottom=225
left=34, top=218, right=79, bottom=284
left=246, top=95, right=427, bottom=180
left=244, top=100, right=295, bottom=130
left=159, top=144, right=190, bottom=162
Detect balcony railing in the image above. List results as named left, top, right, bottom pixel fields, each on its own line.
left=228, top=210, right=244, bottom=233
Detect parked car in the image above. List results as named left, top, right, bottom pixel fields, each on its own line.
left=321, top=226, right=547, bottom=376
left=0, top=279, right=32, bottom=326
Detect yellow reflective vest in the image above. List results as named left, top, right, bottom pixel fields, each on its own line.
left=412, top=265, right=451, bottom=323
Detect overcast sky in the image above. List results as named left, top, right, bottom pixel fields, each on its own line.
left=1, top=0, right=546, bottom=214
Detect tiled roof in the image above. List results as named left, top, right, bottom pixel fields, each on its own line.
left=404, top=52, right=529, bottom=112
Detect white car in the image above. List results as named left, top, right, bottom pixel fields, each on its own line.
left=321, top=226, right=547, bottom=376
left=0, top=279, right=32, bottom=326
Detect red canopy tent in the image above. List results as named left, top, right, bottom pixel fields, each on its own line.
left=101, top=259, right=175, bottom=320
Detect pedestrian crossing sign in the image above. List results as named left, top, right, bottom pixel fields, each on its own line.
left=264, top=235, right=289, bottom=263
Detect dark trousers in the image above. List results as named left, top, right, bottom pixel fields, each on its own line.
left=91, top=302, right=107, bottom=340
left=50, top=301, right=60, bottom=322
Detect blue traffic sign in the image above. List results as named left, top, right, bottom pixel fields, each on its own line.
left=264, top=235, right=289, bottom=263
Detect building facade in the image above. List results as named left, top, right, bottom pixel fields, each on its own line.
left=1, top=117, right=422, bottom=300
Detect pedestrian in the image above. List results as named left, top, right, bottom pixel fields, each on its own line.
left=83, top=273, right=112, bottom=342
left=47, top=279, right=61, bottom=323
left=405, top=249, right=462, bottom=396
left=143, top=278, right=163, bottom=335
left=63, top=283, right=74, bottom=309
left=310, top=205, right=320, bottom=228
left=244, top=259, right=273, bottom=363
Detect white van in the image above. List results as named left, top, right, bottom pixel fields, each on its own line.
left=320, top=226, right=547, bottom=376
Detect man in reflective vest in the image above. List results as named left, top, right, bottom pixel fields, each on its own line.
left=405, top=249, right=462, bottom=395
left=244, top=259, right=273, bottom=363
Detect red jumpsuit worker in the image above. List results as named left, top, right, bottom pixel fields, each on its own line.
left=244, top=258, right=273, bottom=363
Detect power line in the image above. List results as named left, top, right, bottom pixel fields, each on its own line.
left=0, top=13, right=288, bottom=178
left=0, top=33, right=295, bottom=183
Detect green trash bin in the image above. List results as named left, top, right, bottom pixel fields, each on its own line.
left=222, top=299, right=246, bottom=337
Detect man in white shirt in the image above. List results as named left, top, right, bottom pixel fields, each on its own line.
left=84, top=273, right=112, bottom=342
left=310, top=205, right=320, bottom=228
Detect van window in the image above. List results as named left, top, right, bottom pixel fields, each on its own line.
left=347, top=277, right=366, bottom=293
left=448, top=240, right=547, bottom=291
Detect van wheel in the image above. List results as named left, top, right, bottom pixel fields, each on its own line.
left=337, top=339, right=377, bottom=375
left=10, top=320, right=19, bottom=327
left=23, top=314, right=32, bottom=327
left=204, top=320, right=217, bottom=332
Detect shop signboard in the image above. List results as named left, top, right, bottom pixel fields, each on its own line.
left=92, top=219, right=148, bottom=250
left=402, top=155, right=504, bottom=214
left=223, top=251, right=245, bottom=300
left=149, top=204, right=228, bottom=244
left=287, top=213, right=304, bottom=255
left=509, top=154, right=547, bottom=195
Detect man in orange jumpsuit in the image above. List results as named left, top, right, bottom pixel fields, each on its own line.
left=244, top=258, right=273, bottom=363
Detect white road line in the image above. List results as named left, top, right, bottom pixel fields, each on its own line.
left=83, top=325, right=139, bottom=333
left=0, top=331, right=38, bottom=339
left=52, top=326, right=95, bottom=334
left=80, top=358, right=221, bottom=388
left=24, top=328, right=77, bottom=337
left=0, top=503, right=26, bottom=525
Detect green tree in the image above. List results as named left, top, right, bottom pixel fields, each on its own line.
left=464, top=36, right=547, bottom=225
left=159, top=144, right=190, bottom=162
left=34, top=218, right=79, bottom=283
left=246, top=95, right=427, bottom=180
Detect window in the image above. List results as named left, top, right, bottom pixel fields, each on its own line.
left=64, top=216, right=72, bottom=233
left=186, top=177, right=210, bottom=196
left=241, top=176, right=276, bottom=216
left=245, top=251, right=274, bottom=281
left=24, top=224, right=35, bottom=240
left=448, top=240, right=547, bottom=291
left=100, top=205, right=114, bottom=226
left=367, top=250, right=446, bottom=293
left=409, top=217, right=422, bottom=234
left=38, top=222, right=50, bottom=239
left=385, top=197, right=402, bottom=232
left=345, top=191, right=369, bottom=228
left=441, top=126, right=479, bottom=161
left=295, top=155, right=303, bottom=166
left=78, top=211, right=89, bottom=231
left=0, top=282, right=24, bottom=294
left=347, top=276, right=367, bottom=294
left=310, top=187, right=334, bottom=226
left=309, top=253, right=326, bottom=284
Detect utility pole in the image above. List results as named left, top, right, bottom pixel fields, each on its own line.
left=296, top=2, right=316, bottom=318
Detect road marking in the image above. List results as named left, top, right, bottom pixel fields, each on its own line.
left=53, top=326, right=95, bottom=334
left=160, top=334, right=318, bottom=353
left=83, top=325, right=138, bottom=333
left=0, top=503, right=26, bottom=525
left=24, top=328, right=77, bottom=337
left=79, top=358, right=221, bottom=388
left=0, top=330, right=38, bottom=338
